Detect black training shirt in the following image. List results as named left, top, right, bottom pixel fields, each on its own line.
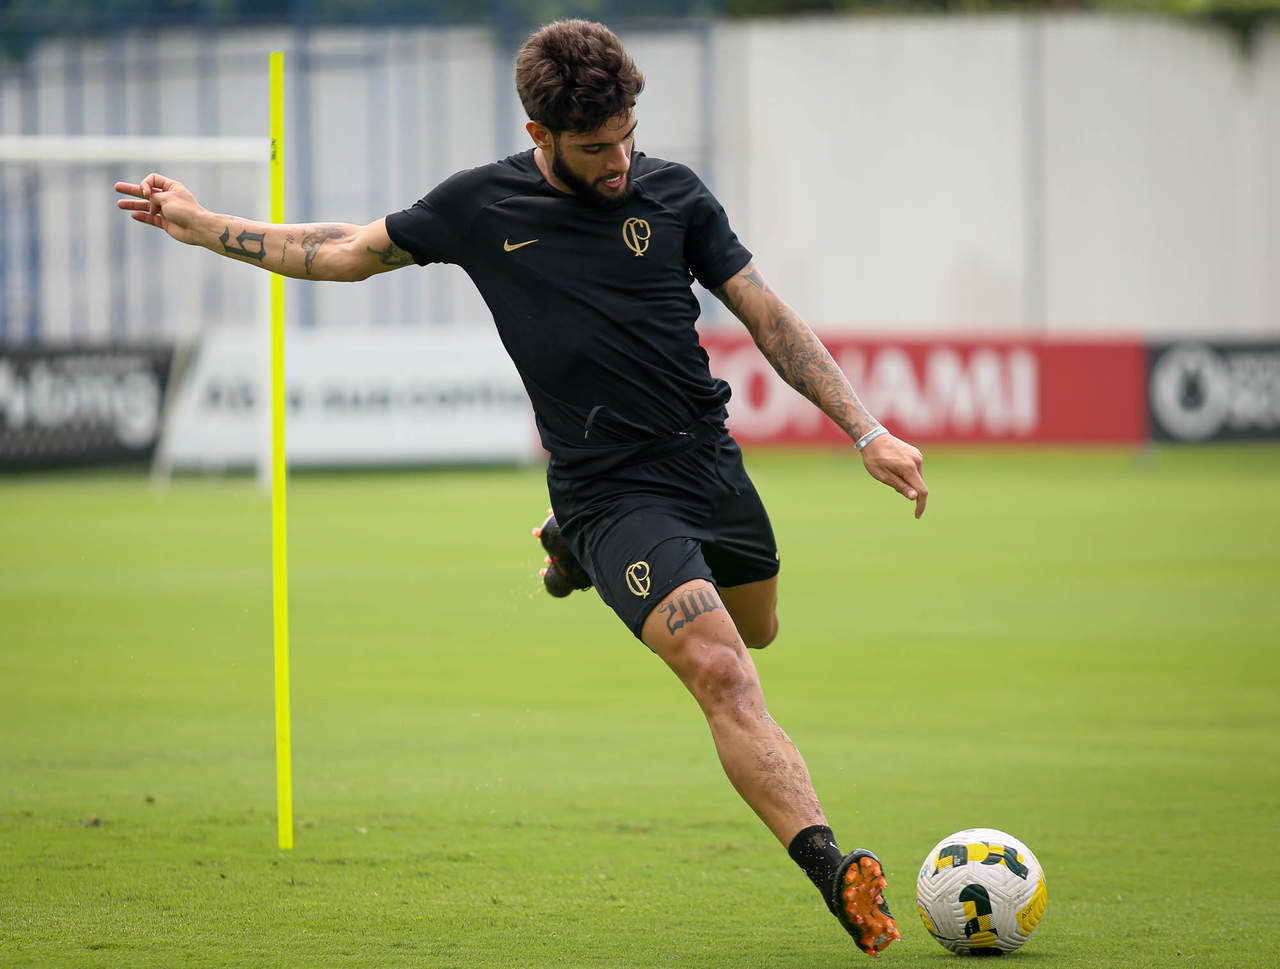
left=384, top=149, right=752, bottom=476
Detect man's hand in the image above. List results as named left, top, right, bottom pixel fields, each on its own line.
left=115, top=173, right=206, bottom=247
left=861, top=433, right=928, bottom=518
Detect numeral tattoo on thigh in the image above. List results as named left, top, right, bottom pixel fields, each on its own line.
left=661, top=587, right=722, bottom=635
left=220, top=225, right=267, bottom=261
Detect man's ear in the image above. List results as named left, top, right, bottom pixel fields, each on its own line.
left=526, top=121, right=554, bottom=151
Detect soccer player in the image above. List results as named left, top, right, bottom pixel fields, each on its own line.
left=116, top=19, right=926, bottom=957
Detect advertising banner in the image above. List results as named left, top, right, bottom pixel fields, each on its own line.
left=700, top=333, right=1148, bottom=445
left=1148, top=342, right=1280, bottom=442
left=161, top=326, right=539, bottom=470
left=0, top=346, right=173, bottom=468
left=9, top=333, right=1268, bottom=469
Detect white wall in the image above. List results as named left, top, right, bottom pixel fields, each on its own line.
left=1, top=14, right=1276, bottom=342
left=713, top=16, right=1032, bottom=332
left=1257, top=24, right=1280, bottom=343
left=716, top=14, right=1278, bottom=339
left=1040, top=16, right=1268, bottom=338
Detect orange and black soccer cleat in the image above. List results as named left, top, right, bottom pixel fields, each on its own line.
left=533, top=512, right=592, bottom=598
left=832, top=849, right=901, bottom=958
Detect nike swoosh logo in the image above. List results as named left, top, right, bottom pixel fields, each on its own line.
left=503, top=238, right=539, bottom=252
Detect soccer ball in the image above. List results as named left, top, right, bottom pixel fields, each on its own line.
left=915, top=828, right=1047, bottom=956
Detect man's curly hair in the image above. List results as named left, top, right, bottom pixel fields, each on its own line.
left=515, top=20, right=645, bottom=134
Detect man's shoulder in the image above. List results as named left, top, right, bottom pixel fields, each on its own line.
left=631, top=153, right=716, bottom=211
left=632, top=152, right=702, bottom=187
left=430, top=150, right=542, bottom=208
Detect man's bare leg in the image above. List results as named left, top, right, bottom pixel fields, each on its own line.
left=641, top=577, right=818, bottom=843
left=640, top=578, right=899, bottom=956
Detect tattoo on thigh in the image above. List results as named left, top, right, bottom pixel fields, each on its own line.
left=219, top=225, right=267, bottom=261
left=660, top=587, right=723, bottom=635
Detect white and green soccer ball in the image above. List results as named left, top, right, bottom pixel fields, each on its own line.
left=915, top=828, right=1048, bottom=956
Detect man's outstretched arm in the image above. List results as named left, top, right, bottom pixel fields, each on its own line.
left=712, top=260, right=928, bottom=518
left=115, top=173, right=414, bottom=282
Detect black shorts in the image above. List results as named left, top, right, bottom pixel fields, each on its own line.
left=546, top=426, right=780, bottom=640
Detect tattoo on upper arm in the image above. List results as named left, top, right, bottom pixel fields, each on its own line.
left=740, top=266, right=768, bottom=293
left=366, top=241, right=414, bottom=268
left=300, top=225, right=347, bottom=275
left=660, top=587, right=723, bottom=636
left=220, top=225, right=267, bottom=262
left=713, top=264, right=771, bottom=321
left=281, top=233, right=296, bottom=265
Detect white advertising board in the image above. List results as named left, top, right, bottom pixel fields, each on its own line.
left=162, top=326, right=539, bottom=470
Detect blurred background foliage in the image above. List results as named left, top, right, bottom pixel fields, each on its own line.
left=2, top=0, right=1277, bottom=61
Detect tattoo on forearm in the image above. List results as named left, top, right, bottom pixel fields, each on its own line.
left=281, top=233, right=296, bottom=265
left=717, top=263, right=876, bottom=439
left=220, top=225, right=267, bottom=262
left=366, top=241, right=414, bottom=267
left=768, top=306, right=835, bottom=400
left=300, top=225, right=348, bottom=275
left=765, top=308, right=875, bottom=438
left=660, top=587, right=723, bottom=636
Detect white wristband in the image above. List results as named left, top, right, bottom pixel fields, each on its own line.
left=855, top=426, right=888, bottom=452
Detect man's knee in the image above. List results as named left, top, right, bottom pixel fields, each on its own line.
left=668, top=639, right=767, bottom=726
left=689, top=641, right=755, bottom=701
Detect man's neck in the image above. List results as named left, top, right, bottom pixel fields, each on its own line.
left=532, top=147, right=573, bottom=195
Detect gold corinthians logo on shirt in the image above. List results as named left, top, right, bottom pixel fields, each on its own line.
left=622, top=218, right=650, bottom=257
left=625, top=561, right=651, bottom=598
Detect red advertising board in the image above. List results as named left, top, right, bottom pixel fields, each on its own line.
left=700, top=332, right=1148, bottom=445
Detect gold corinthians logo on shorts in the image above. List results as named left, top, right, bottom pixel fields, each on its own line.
left=622, top=217, right=651, bottom=257
left=625, top=561, right=651, bottom=598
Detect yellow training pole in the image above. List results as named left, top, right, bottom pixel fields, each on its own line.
left=269, top=49, right=294, bottom=852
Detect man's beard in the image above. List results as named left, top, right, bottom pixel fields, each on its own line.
left=550, top=144, right=634, bottom=209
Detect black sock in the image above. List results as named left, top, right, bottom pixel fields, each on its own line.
left=788, top=824, right=844, bottom=909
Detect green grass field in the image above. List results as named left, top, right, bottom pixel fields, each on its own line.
left=2, top=445, right=1278, bottom=968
